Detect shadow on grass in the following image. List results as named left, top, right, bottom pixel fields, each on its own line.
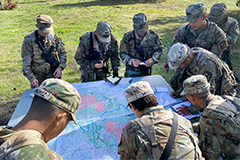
left=53, top=0, right=166, bottom=8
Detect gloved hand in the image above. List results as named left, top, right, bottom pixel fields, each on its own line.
left=113, top=69, right=118, bottom=78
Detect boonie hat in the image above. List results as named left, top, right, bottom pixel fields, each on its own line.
left=124, top=81, right=154, bottom=106
left=180, top=75, right=210, bottom=96
left=36, top=15, right=54, bottom=34
left=167, top=43, right=190, bottom=69
left=96, top=21, right=112, bottom=43
left=185, top=2, right=206, bottom=22
left=34, top=78, right=81, bottom=125
left=208, top=3, right=226, bottom=23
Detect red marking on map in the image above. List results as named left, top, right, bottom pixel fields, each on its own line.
left=105, top=121, right=129, bottom=143
left=79, top=94, right=105, bottom=111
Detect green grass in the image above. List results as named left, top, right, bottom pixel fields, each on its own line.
left=0, top=0, right=239, bottom=100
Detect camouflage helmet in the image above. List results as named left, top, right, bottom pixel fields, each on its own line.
left=185, top=2, right=206, bottom=22
left=208, top=3, right=226, bottom=23
left=34, top=78, right=81, bottom=125
left=124, top=81, right=154, bottom=106
left=96, top=21, right=112, bottom=43
left=36, top=15, right=54, bottom=34
left=180, top=75, right=210, bottom=96
left=167, top=42, right=190, bottom=69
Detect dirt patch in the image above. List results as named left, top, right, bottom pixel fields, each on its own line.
left=0, top=98, right=19, bottom=126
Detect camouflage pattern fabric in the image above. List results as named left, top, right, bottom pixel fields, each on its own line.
left=118, top=106, right=203, bottom=160
left=172, top=19, right=227, bottom=58
left=0, top=127, right=63, bottom=160
left=21, top=31, right=67, bottom=86
left=172, top=47, right=237, bottom=97
left=120, top=29, right=163, bottom=77
left=74, top=32, right=120, bottom=82
left=199, top=94, right=240, bottom=159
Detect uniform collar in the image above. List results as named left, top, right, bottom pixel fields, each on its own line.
left=141, top=105, right=164, bottom=117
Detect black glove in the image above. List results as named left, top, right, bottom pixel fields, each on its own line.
left=113, top=69, right=118, bottom=78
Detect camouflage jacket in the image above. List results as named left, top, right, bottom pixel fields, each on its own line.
left=74, top=32, right=120, bottom=70
left=172, top=19, right=227, bottom=57
left=217, top=15, right=239, bottom=47
left=0, top=126, right=63, bottom=160
left=174, top=47, right=237, bottom=96
left=118, top=106, right=203, bottom=160
left=199, top=94, right=240, bottom=160
left=120, top=29, right=163, bottom=68
left=21, top=30, right=67, bottom=82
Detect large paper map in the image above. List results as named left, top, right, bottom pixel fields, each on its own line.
left=56, top=78, right=177, bottom=160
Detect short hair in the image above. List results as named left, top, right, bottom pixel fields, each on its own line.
left=130, top=94, right=158, bottom=111
left=28, top=96, right=64, bottom=121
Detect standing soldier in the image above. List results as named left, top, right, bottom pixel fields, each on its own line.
left=74, top=21, right=120, bottom=82
left=181, top=75, right=240, bottom=160
left=21, top=15, right=67, bottom=88
left=120, top=13, right=163, bottom=77
left=208, top=3, right=239, bottom=70
left=118, top=81, right=203, bottom=160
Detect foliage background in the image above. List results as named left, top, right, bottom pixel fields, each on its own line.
left=0, top=0, right=239, bottom=101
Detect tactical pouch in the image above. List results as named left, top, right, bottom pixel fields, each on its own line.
left=32, top=63, right=51, bottom=75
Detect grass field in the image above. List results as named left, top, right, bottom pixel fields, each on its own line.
left=0, top=0, right=239, bottom=101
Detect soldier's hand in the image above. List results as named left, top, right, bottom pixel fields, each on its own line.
left=54, top=67, right=62, bottom=78
left=145, top=59, right=153, bottom=67
left=176, top=105, right=192, bottom=116
left=31, top=79, right=39, bottom=88
left=94, top=60, right=103, bottom=69
left=163, top=62, right=169, bottom=73
left=132, top=59, right=140, bottom=67
left=170, top=91, right=179, bottom=98
left=113, top=69, right=118, bottom=78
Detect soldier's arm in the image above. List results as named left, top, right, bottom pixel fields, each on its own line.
left=120, top=37, right=135, bottom=66
left=74, top=35, right=92, bottom=69
left=227, top=19, right=239, bottom=46
left=210, top=26, right=227, bottom=57
left=148, top=33, right=163, bottom=65
left=55, top=35, right=67, bottom=70
left=109, top=35, right=120, bottom=70
left=21, top=37, right=36, bottom=83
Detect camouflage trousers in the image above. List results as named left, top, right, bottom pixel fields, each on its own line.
left=80, top=67, right=106, bottom=82
left=125, top=65, right=151, bottom=77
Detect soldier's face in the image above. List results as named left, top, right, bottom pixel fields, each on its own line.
left=38, top=30, right=50, bottom=37
left=189, top=15, right=207, bottom=30
left=179, top=58, right=191, bottom=68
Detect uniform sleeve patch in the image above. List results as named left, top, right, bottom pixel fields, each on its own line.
left=203, top=71, right=212, bottom=81
left=77, top=47, right=80, bottom=52
left=175, top=29, right=179, bottom=36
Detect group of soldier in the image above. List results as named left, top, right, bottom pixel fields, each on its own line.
left=0, top=1, right=239, bottom=160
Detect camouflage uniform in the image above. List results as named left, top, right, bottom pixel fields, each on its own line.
left=181, top=75, right=240, bottom=159
left=0, top=78, right=81, bottom=159
left=120, top=13, right=163, bottom=77
left=0, top=127, right=62, bottom=160
left=21, top=15, right=67, bottom=87
left=75, top=21, right=120, bottom=82
left=170, top=2, right=228, bottom=92
left=208, top=3, right=240, bottom=70
left=118, top=81, right=203, bottom=159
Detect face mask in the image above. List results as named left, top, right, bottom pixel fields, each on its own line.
left=47, top=34, right=54, bottom=39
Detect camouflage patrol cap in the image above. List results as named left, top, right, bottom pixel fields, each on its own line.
left=167, top=43, right=190, bottom=69
left=36, top=15, right=54, bottom=34
left=133, top=13, right=147, bottom=26
left=33, top=78, right=81, bottom=125
left=185, top=2, right=206, bottom=22
left=180, top=75, right=210, bottom=96
left=124, top=81, right=154, bottom=106
left=96, top=21, right=112, bottom=43
left=208, top=3, right=226, bottom=23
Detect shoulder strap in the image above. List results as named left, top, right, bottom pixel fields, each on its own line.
left=160, top=113, right=178, bottom=160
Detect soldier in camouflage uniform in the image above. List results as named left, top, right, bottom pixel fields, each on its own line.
left=208, top=3, right=240, bottom=70
left=181, top=75, right=240, bottom=160
left=120, top=13, right=163, bottom=77
left=21, top=15, right=67, bottom=88
left=118, top=81, right=203, bottom=160
left=0, top=78, right=81, bottom=159
left=167, top=43, right=237, bottom=114
left=75, top=21, right=120, bottom=82
left=163, top=2, right=227, bottom=93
